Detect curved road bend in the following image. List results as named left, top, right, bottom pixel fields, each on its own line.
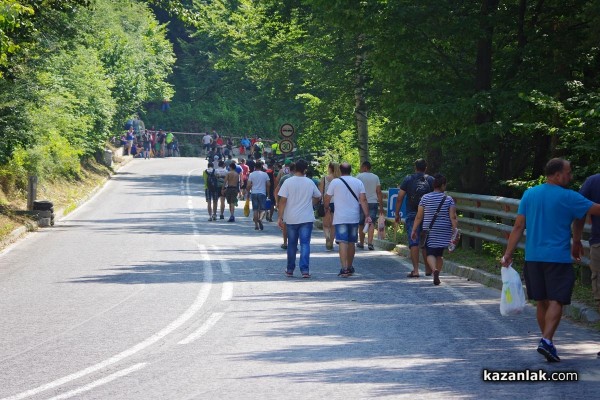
left=0, top=157, right=599, bottom=399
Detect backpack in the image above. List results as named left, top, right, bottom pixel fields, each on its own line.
left=207, top=169, right=218, bottom=192
left=408, top=174, right=431, bottom=210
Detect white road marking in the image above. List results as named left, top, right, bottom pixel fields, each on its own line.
left=0, top=170, right=211, bottom=400
left=1, top=258, right=212, bottom=400
left=0, top=287, right=146, bottom=364
left=221, top=282, right=233, bottom=301
left=45, top=363, right=147, bottom=400
left=178, top=313, right=225, bottom=345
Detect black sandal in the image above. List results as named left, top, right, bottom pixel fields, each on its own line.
left=338, top=268, right=351, bottom=277
left=407, top=271, right=420, bottom=278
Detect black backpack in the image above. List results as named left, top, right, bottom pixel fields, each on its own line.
left=408, top=174, right=431, bottom=210
left=207, top=169, right=218, bottom=192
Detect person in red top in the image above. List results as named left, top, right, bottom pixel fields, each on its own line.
left=216, top=135, right=224, bottom=147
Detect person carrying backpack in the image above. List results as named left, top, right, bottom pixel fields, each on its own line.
left=253, top=138, right=264, bottom=159
left=204, top=162, right=220, bottom=221
left=394, top=158, right=434, bottom=278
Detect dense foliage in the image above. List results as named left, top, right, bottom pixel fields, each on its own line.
left=145, top=0, right=600, bottom=195
left=2, top=0, right=599, bottom=199
left=0, top=0, right=174, bottom=194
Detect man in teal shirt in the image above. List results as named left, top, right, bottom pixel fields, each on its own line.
left=502, top=158, right=600, bottom=362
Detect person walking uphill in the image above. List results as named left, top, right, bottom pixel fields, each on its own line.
left=502, top=158, right=600, bottom=363
left=223, top=162, right=240, bottom=222
left=395, top=159, right=434, bottom=278
left=574, top=172, right=600, bottom=357
left=356, top=161, right=384, bottom=250
left=574, top=173, right=600, bottom=314
left=410, top=174, right=457, bottom=286
left=277, top=159, right=322, bottom=278
left=204, top=162, right=220, bottom=221
left=247, top=160, right=270, bottom=230
left=324, top=163, right=372, bottom=277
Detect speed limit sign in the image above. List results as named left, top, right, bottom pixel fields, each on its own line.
left=279, top=139, right=294, bottom=154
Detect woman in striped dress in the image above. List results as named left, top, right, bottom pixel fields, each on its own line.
left=410, top=174, right=458, bottom=285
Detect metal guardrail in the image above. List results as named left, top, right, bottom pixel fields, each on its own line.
left=381, top=190, right=592, bottom=265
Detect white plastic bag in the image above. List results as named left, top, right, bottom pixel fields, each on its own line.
left=500, top=265, right=526, bottom=316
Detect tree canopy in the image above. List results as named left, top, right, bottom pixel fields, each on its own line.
left=2, top=0, right=599, bottom=197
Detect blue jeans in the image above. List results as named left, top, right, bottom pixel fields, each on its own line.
left=286, top=222, right=313, bottom=274
left=334, top=223, right=358, bottom=243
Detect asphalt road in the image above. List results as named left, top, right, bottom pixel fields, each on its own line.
left=1, top=157, right=599, bottom=400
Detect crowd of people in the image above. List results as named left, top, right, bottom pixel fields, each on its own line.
left=202, top=130, right=285, bottom=162
left=202, top=153, right=600, bottom=362
left=120, top=126, right=179, bottom=158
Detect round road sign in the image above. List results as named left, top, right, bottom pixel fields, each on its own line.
left=279, top=139, right=294, bottom=154
left=279, top=123, right=295, bottom=138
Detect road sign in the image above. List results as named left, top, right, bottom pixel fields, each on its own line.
left=387, top=188, right=407, bottom=219
left=279, top=139, right=294, bottom=154
left=279, top=123, right=295, bottom=138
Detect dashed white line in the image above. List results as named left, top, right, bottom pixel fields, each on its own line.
left=45, top=363, right=147, bottom=400
left=0, top=171, right=212, bottom=400
left=178, top=313, right=225, bottom=345
left=1, top=260, right=213, bottom=400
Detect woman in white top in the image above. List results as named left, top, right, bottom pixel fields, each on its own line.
left=319, top=162, right=341, bottom=250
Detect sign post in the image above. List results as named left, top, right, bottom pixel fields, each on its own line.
left=387, top=188, right=406, bottom=219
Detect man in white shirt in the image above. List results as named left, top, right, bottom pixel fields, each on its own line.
left=277, top=159, right=321, bottom=278
left=246, top=160, right=270, bottom=230
left=202, top=133, right=213, bottom=155
left=324, top=162, right=372, bottom=277
left=356, top=161, right=384, bottom=250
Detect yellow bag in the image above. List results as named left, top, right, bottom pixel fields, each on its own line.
left=243, top=198, right=250, bottom=217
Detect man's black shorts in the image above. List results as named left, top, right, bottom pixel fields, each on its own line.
left=523, top=261, right=575, bottom=305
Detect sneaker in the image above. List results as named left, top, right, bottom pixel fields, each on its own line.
left=356, top=243, right=364, bottom=249
left=285, top=270, right=294, bottom=277
left=348, top=266, right=355, bottom=275
left=208, top=217, right=213, bottom=221
left=212, top=215, right=217, bottom=221
left=220, top=214, right=224, bottom=220
left=368, top=244, right=374, bottom=251
left=280, top=244, right=288, bottom=250
left=258, top=221, right=264, bottom=230
left=228, top=216, right=235, bottom=222
left=537, top=339, right=561, bottom=362
left=302, top=273, right=311, bottom=279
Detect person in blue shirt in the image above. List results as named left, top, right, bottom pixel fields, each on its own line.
left=502, top=158, right=600, bottom=362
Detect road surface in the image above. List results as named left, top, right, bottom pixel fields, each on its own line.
left=1, top=157, right=599, bottom=399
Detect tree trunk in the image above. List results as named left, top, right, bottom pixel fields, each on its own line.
left=354, top=34, right=369, bottom=164
left=462, top=0, right=499, bottom=194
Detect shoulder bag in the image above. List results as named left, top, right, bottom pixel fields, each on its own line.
left=419, top=194, right=447, bottom=249
left=339, top=177, right=359, bottom=202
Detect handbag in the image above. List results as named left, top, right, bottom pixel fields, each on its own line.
left=316, top=201, right=325, bottom=217
left=419, top=194, right=447, bottom=249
